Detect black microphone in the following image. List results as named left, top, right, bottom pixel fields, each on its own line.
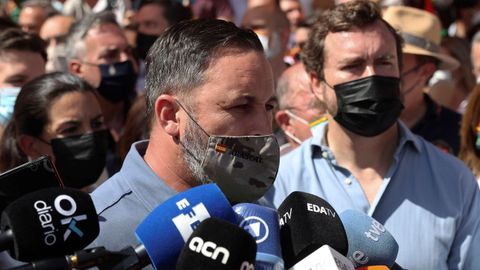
left=0, top=187, right=99, bottom=262
left=176, top=218, right=257, bottom=270
left=278, top=191, right=349, bottom=269
left=8, top=246, right=144, bottom=270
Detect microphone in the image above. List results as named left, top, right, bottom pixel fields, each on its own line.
left=176, top=218, right=257, bottom=270
left=8, top=246, right=128, bottom=270
left=339, top=209, right=399, bottom=268
left=277, top=191, right=348, bottom=269
left=356, top=266, right=390, bottom=270
left=121, top=183, right=237, bottom=270
left=0, top=187, right=98, bottom=262
left=289, top=245, right=354, bottom=270
left=233, top=203, right=284, bottom=270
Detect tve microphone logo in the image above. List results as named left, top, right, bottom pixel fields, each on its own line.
left=188, top=236, right=230, bottom=264
left=34, top=194, right=87, bottom=246
left=239, top=216, right=269, bottom=243
left=172, top=198, right=211, bottom=241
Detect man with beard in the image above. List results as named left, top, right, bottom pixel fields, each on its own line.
left=263, top=1, right=480, bottom=269
left=89, top=19, right=278, bottom=251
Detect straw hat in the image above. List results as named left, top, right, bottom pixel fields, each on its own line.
left=382, top=6, right=459, bottom=70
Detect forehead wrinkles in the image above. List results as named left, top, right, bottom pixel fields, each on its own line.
left=324, top=24, right=395, bottom=64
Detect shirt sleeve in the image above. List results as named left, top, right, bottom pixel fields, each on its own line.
left=448, top=169, right=480, bottom=269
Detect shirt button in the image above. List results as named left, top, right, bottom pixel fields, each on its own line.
left=344, top=178, right=352, bottom=185
left=322, top=151, right=328, bottom=159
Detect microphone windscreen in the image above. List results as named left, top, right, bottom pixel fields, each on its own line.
left=339, top=209, right=398, bottom=268
left=0, top=187, right=99, bottom=261
left=176, top=218, right=257, bottom=270
left=289, top=245, right=354, bottom=270
left=135, top=183, right=237, bottom=270
left=233, top=203, right=284, bottom=269
left=356, top=266, right=390, bottom=270
left=278, top=191, right=348, bottom=269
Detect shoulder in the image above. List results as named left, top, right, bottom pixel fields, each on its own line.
left=411, top=136, right=476, bottom=190
left=89, top=174, right=149, bottom=250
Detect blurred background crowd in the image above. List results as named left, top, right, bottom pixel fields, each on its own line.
left=1, top=0, right=480, bottom=191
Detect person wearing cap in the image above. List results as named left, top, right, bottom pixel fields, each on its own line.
left=383, top=6, right=462, bottom=155
left=262, top=1, right=480, bottom=269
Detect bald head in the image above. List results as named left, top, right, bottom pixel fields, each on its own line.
left=277, top=63, right=312, bottom=108
left=275, top=63, right=325, bottom=149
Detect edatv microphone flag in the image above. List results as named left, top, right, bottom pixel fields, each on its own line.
left=278, top=191, right=348, bottom=268
left=0, top=187, right=98, bottom=261
left=135, top=183, right=237, bottom=269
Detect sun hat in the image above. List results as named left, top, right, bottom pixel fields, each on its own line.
left=382, top=5, right=459, bottom=70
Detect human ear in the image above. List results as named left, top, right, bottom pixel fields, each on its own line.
left=154, top=95, right=180, bottom=137
left=275, top=110, right=294, bottom=133
left=18, top=135, right=42, bottom=160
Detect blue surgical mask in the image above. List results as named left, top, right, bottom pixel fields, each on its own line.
left=0, top=87, right=21, bottom=125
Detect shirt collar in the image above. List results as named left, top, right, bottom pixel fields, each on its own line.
left=119, top=140, right=177, bottom=211
left=310, top=120, right=422, bottom=160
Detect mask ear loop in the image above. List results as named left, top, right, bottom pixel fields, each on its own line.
left=400, top=64, right=424, bottom=97
left=285, top=109, right=310, bottom=126
left=36, top=137, right=51, bottom=146
left=283, top=130, right=303, bottom=145
left=175, top=99, right=210, bottom=137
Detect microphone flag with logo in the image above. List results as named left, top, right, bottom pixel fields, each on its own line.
left=135, top=183, right=237, bottom=270
left=176, top=217, right=257, bottom=270
left=0, top=187, right=98, bottom=262
left=234, top=203, right=284, bottom=270
left=278, top=191, right=348, bottom=269
left=339, top=209, right=399, bottom=268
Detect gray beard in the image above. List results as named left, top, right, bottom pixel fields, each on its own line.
left=180, top=116, right=209, bottom=184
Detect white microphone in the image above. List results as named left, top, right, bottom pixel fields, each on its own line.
left=288, top=245, right=355, bottom=270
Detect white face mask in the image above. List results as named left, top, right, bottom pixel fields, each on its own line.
left=257, top=32, right=282, bottom=59
left=284, top=110, right=327, bottom=144
left=429, top=70, right=453, bottom=86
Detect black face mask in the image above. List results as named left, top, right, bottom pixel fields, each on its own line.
left=330, top=75, right=404, bottom=137
left=50, top=130, right=109, bottom=188
left=136, top=32, right=159, bottom=60
left=98, top=60, right=137, bottom=103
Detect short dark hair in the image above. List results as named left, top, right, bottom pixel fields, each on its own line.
left=0, top=72, right=96, bottom=172
left=301, top=0, right=403, bottom=80
left=144, top=19, right=263, bottom=118
left=0, top=28, right=47, bottom=61
left=138, top=0, right=192, bottom=26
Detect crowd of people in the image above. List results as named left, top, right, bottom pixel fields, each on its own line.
left=1, top=0, right=480, bottom=269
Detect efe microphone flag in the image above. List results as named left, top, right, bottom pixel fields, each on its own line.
left=135, top=183, right=237, bottom=269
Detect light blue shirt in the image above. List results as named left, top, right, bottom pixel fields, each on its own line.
left=263, top=121, right=480, bottom=270
left=90, top=140, right=177, bottom=252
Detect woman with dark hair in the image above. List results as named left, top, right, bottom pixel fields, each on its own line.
left=0, top=72, right=109, bottom=191
left=459, top=84, right=480, bottom=183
